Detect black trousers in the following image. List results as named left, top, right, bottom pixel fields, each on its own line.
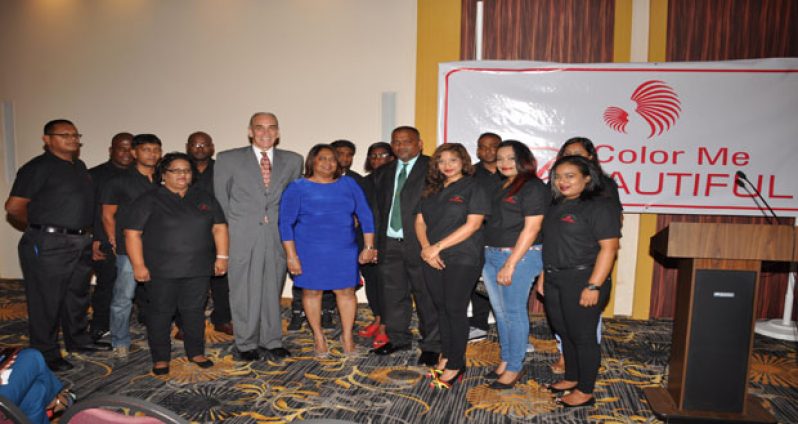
left=147, top=276, right=209, bottom=362
left=379, top=238, right=440, bottom=351
left=423, top=263, right=480, bottom=370
left=90, top=242, right=116, bottom=332
left=469, top=288, right=491, bottom=331
left=361, top=262, right=382, bottom=317
left=544, top=268, right=611, bottom=394
left=291, top=285, right=336, bottom=312
left=209, top=274, right=232, bottom=325
left=18, top=229, right=93, bottom=360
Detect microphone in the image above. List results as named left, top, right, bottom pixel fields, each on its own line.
left=735, top=170, right=779, bottom=225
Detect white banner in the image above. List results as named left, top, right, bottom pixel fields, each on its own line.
left=438, top=59, right=798, bottom=217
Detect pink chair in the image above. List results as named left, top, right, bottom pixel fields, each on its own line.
left=59, top=395, right=186, bottom=424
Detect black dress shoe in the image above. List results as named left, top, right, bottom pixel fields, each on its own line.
left=557, top=396, right=595, bottom=408
left=484, top=370, right=502, bottom=380
left=267, top=347, right=291, bottom=358
left=152, top=365, right=170, bottom=376
left=189, top=358, right=214, bottom=368
left=70, top=342, right=112, bottom=353
left=417, top=351, right=439, bottom=367
left=237, top=349, right=260, bottom=361
left=370, top=342, right=411, bottom=356
left=46, top=357, right=74, bottom=372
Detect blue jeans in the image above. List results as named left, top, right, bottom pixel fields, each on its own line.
left=482, top=246, right=543, bottom=373
left=109, top=255, right=136, bottom=348
left=0, top=349, right=63, bottom=424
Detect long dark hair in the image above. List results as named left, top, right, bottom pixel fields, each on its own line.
left=422, top=143, right=474, bottom=198
left=499, top=140, right=538, bottom=197
left=364, top=142, right=395, bottom=173
left=304, top=144, right=342, bottom=179
left=557, top=137, right=608, bottom=175
left=549, top=155, right=603, bottom=201
left=155, top=152, right=197, bottom=185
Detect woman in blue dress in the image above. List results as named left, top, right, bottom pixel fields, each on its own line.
left=279, top=144, right=377, bottom=356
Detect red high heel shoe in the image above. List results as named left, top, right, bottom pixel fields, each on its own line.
left=358, top=322, right=380, bottom=338
left=372, top=332, right=389, bottom=349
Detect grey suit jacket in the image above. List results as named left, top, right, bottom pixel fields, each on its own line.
left=214, top=146, right=303, bottom=255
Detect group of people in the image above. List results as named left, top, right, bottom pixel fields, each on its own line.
left=4, top=113, right=621, bottom=416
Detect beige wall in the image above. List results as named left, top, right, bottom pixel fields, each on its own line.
left=0, top=0, right=417, bottom=278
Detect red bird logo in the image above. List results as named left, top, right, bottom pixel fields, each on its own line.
left=603, top=80, right=682, bottom=139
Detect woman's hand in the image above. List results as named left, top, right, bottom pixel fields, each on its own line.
left=420, top=243, right=441, bottom=262
left=497, top=263, right=515, bottom=286
left=425, top=255, right=445, bottom=270
left=214, top=258, right=228, bottom=276
left=133, top=264, right=151, bottom=282
left=287, top=257, right=303, bottom=276
left=579, top=288, right=600, bottom=307
left=358, top=248, right=378, bottom=264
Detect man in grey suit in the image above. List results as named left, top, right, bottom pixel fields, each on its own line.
left=214, top=112, right=303, bottom=361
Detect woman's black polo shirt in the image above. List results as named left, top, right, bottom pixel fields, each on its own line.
left=484, top=178, right=549, bottom=248
left=416, top=176, right=490, bottom=266
left=124, top=186, right=226, bottom=279
left=541, top=196, right=622, bottom=269
left=10, top=151, right=94, bottom=230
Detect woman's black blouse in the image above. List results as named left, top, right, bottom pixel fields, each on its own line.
left=416, top=176, right=490, bottom=266
left=541, top=196, right=622, bottom=269
left=125, top=186, right=226, bottom=279
left=484, top=178, right=549, bottom=247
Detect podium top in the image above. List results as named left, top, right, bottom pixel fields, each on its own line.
left=651, top=222, right=797, bottom=262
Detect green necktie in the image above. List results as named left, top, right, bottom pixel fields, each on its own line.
left=389, top=163, right=408, bottom=232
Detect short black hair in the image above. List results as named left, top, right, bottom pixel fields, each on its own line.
left=331, top=139, right=356, bottom=153
left=132, top=134, right=162, bottom=148
left=392, top=126, right=420, bottom=139
left=478, top=132, right=501, bottom=142
left=549, top=155, right=604, bottom=201
left=43, top=119, right=75, bottom=135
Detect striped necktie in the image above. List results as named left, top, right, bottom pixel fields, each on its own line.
left=260, top=151, right=271, bottom=188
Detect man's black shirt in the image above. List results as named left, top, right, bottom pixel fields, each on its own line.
left=89, top=161, right=129, bottom=243
left=10, top=150, right=94, bottom=229
left=191, top=159, right=215, bottom=196
left=541, top=196, right=622, bottom=269
left=125, top=186, right=226, bottom=279
left=99, top=167, right=157, bottom=255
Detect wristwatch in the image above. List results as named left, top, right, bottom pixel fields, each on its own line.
left=586, top=284, right=601, bottom=291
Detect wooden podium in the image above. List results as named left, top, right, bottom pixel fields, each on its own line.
left=644, top=222, right=797, bottom=423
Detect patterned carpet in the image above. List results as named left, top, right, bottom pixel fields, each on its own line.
left=1, top=278, right=796, bottom=423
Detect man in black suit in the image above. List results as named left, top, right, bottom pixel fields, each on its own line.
left=370, top=126, right=439, bottom=366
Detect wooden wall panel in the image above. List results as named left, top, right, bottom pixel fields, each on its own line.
left=651, top=0, right=798, bottom=319
left=461, top=0, right=615, bottom=62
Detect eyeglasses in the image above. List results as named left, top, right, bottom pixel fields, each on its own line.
left=369, top=153, right=391, bottom=159
left=189, top=143, right=211, bottom=148
left=47, top=133, right=83, bottom=140
left=165, top=168, right=192, bottom=175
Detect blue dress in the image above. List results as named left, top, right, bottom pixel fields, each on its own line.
left=278, top=176, right=375, bottom=290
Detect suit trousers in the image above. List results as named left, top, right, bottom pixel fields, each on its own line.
left=90, top=243, right=116, bottom=332
left=543, top=267, right=611, bottom=394
left=146, top=276, right=209, bottom=362
left=18, top=229, right=93, bottom=360
left=378, top=238, right=440, bottom=351
left=423, top=263, right=480, bottom=370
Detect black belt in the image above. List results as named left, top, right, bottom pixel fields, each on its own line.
left=388, top=237, right=404, bottom=242
left=29, top=224, right=91, bottom=236
left=545, top=264, right=592, bottom=273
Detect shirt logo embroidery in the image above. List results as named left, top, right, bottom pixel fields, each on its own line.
left=503, top=196, right=516, bottom=204
left=449, top=195, right=464, bottom=203
left=198, top=203, right=210, bottom=212
left=561, top=214, right=576, bottom=223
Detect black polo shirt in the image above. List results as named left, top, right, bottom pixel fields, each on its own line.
left=601, top=174, right=623, bottom=210
left=89, top=161, right=129, bottom=243
left=191, top=159, right=215, bottom=196
left=10, top=150, right=94, bottom=229
left=125, top=186, right=226, bottom=279
left=416, top=176, right=490, bottom=266
left=99, top=168, right=157, bottom=255
left=541, top=196, right=622, bottom=269
left=485, top=178, right=549, bottom=247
